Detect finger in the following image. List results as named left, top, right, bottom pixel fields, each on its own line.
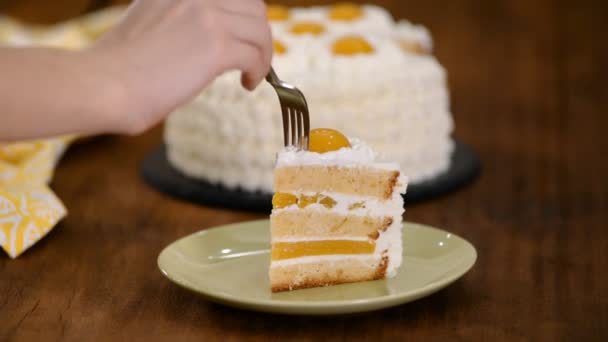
left=219, top=12, right=272, bottom=79
left=215, top=0, right=267, bottom=19
left=237, top=41, right=267, bottom=90
left=219, top=39, right=267, bottom=90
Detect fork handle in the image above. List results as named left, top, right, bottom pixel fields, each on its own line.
left=266, top=67, right=280, bottom=84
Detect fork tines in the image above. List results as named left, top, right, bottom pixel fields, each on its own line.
left=266, top=67, right=310, bottom=150
left=281, top=99, right=309, bottom=150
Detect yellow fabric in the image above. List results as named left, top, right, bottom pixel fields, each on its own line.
left=0, top=137, right=72, bottom=258
left=0, top=6, right=126, bottom=257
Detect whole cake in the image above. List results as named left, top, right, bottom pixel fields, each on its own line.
left=165, top=3, right=454, bottom=193
left=270, top=128, right=407, bottom=292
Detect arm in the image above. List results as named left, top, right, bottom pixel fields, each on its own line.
left=0, top=47, right=123, bottom=140
left=0, top=0, right=272, bottom=141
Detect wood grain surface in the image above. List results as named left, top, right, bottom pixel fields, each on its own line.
left=1, top=0, right=607, bottom=340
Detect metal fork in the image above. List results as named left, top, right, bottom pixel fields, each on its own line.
left=266, top=67, right=310, bottom=150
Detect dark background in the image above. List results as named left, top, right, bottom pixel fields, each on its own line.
left=1, top=1, right=607, bottom=340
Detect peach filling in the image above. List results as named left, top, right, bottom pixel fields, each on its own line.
left=272, top=193, right=298, bottom=208
left=271, top=240, right=375, bottom=260
left=273, top=192, right=338, bottom=209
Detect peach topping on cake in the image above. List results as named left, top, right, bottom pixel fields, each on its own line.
left=290, top=22, right=326, bottom=35
left=328, top=3, right=364, bottom=21
left=332, top=36, right=375, bottom=55
left=273, top=40, right=287, bottom=55
left=267, top=5, right=290, bottom=21
left=308, top=128, right=352, bottom=153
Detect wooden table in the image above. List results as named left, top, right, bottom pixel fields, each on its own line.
left=1, top=0, right=607, bottom=340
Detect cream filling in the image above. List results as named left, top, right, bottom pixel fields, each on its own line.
left=273, top=236, right=371, bottom=243
left=271, top=254, right=380, bottom=267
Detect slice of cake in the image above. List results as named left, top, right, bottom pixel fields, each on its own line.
left=270, top=128, right=407, bottom=292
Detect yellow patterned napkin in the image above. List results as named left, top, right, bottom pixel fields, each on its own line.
left=0, top=138, right=73, bottom=257
left=0, top=7, right=125, bottom=258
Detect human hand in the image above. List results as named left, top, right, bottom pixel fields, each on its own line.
left=90, top=0, right=272, bottom=134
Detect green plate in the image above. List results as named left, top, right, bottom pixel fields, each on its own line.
left=158, top=219, right=477, bottom=315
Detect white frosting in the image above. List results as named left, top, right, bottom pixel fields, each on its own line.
left=395, top=19, right=433, bottom=52
left=377, top=215, right=403, bottom=276
left=275, top=138, right=405, bottom=170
